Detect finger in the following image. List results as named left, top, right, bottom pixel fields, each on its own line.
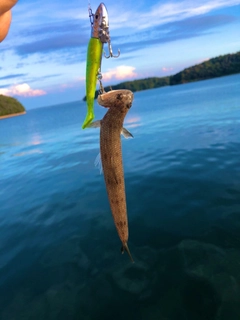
left=0, top=0, right=18, bottom=15
left=0, top=10, right=12, bottom=42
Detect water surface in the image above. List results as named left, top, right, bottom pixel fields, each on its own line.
left=1, top=74, right=240, bottom=320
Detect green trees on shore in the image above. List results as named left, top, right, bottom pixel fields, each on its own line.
left=104, top=76, right=170, bottom=93
left=83, top=77, right=170, bottom=101
left=0, top=94, right=25, bottom=117
left=83, top=51, right=240, bottom=100
left=170, top=51, right=240, bottom=85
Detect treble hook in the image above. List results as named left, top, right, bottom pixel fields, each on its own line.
left=104, top=41, right=120, bottom=59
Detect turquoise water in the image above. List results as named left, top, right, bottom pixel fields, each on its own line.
left=1, top=74, right=240, bottom=319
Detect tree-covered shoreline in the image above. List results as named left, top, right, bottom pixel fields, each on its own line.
left=83, top=51, right=240, bottom=100
left=170, top=51, right=240, bottom=85
left=0, top=95, right=26, bottom=118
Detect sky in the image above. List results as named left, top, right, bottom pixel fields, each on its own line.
left=0, top=0, right=240, bottom=109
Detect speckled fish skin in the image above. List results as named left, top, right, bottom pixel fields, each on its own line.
left=97, top=90, right=134, bottom=262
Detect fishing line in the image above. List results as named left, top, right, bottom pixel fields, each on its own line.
left=87, top=0, right=94, bottom=27
left=87, top=0, right=91, bottom=11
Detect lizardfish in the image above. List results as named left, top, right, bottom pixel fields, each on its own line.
left=82, top=3, right=119, bottom=129
left=89, top=90, right=134, bottom=262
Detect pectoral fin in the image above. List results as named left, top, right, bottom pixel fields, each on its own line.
left=86, top=120, right=101, bottom=128
left=121, top=127, right=133, bottom=139
left=94, top=152, right=102, bottom=174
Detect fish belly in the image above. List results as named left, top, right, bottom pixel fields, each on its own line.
left=100, top=132, right=129, bottom=244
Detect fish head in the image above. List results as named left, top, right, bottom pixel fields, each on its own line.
left=97, top=90, right=134, bottom=110
left=92, top=3, right=110, bottom=43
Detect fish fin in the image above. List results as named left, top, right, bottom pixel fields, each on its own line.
left=121, top=243, right=134, bottom=263
left=94, top=152, right=102, bottom=174
left=86, top=120, right=101, bottom=128
left=121, top=127, right=133, bottom=139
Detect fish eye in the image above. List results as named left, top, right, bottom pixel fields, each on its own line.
left=95, top=14, right=98, bottom=20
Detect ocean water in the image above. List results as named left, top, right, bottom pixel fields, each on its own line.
left=1, top=74, right=240, bottom=320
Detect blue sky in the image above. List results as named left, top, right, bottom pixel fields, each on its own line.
left=1, top=0, right=240, bottom=109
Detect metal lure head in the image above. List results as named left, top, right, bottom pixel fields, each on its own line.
left=90, top=3, right=120, bottom=58
left=91, top=3, right=110, bottom=43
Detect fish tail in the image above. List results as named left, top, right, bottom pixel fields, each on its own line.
left=121, top=242, right=134, bottom=263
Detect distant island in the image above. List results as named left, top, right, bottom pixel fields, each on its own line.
left=0, top=95, right=26, bottom=119
left=83, top=51, right=240, bottom=100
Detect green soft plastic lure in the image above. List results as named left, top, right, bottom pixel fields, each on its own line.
left=82, top=2, right=120, bottom=129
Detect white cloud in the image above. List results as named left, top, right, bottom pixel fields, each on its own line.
left=112, top=0, right=240, bottom=30
left=150, top=0, right=240, bottom=19
left=102, top=65, right=137, bottom=81
left=0, top=83, right=46, bottom=97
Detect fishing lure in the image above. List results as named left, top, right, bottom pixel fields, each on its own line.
left=82, top=2, right=120, bottom=129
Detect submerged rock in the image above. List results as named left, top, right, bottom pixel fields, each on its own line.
left=178, top=239, right=240, bottom=319
left=111, top=245, right=157, bottom=295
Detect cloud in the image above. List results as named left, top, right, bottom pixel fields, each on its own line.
left=15, top=33, right=87, bottom=55
left=0, top=73, right=28, bottom=80
left=11, top=10, right=88, bottom=56
left=102, top=65, right=137, bottom=81
left=118, top=14, right=237, bottom=53
left=0, top=83, right=46, bottom=97
left=116, top=0, right=240, bottom=30
left=162, top=67, right=174, bottom=72
left=9, top=0, right=238, bottom=59
left=22, top=20, right=87, bottom=37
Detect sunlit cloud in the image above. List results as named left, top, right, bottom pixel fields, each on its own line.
left=102, top=65, right=137, bottom=81
left=0, top=83, right=46, bottom=97
left=162, top=67, right=174, bottom=72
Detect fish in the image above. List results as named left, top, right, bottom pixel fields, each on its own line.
left=82, top=3, right=119, bottom=129
left=89, top=89, right=134, bottom=262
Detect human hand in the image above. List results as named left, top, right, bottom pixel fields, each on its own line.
left=0, top=0, right=18, bottom=42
